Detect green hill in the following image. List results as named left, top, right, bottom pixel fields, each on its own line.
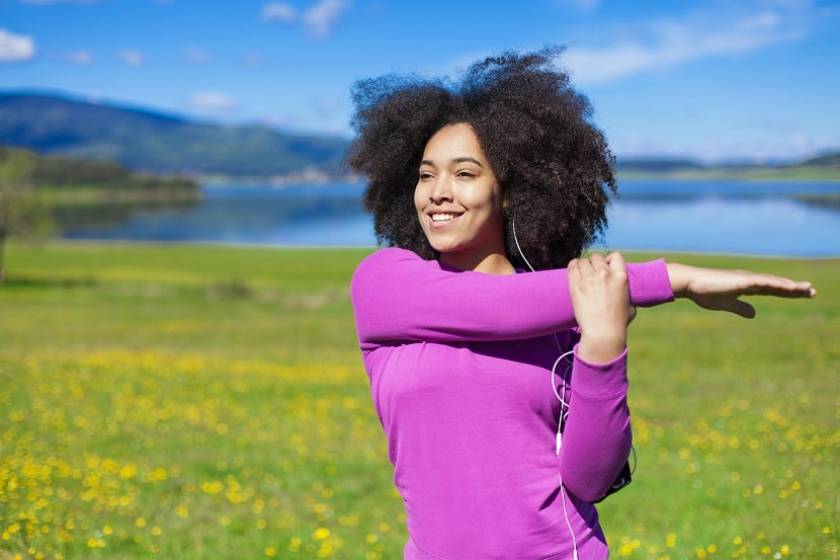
left=0, top=90, right=351, bottom=180
left=799, top=153, right=840, bottom=166
left=616, top=153, right=840, bottom=181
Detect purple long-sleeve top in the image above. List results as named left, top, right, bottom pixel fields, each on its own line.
left=349, top=247, right=675, bottom=559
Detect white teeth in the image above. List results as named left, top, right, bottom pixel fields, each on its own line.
left=431, top=213, right=459, bottom=222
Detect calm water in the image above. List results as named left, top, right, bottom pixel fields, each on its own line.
left=61, top=179, right=840, bottom=257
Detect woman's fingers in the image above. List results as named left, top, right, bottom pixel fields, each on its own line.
left=577, top=255, right=594, bottom=276
left=753, top=285, right=815, bottom=298
left=588, top=252, right=607, bottom=272
left=568, top=258, right=581, bottom=283
left=746, top=274, right=817, bottom=297
left=605, top=251, right=626, bottom=271
left=692, top=267, right=817, bottom=301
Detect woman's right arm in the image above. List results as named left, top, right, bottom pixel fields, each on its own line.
left=349, top=247, right=674, bottom=349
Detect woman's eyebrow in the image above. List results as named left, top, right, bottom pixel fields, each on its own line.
left=420, top=157, right=483, bottom=167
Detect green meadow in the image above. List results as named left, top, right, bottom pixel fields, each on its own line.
left=0, top=240, right=837, bottom=560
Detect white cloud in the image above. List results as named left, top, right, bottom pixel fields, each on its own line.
left=261, top=0, right=349, bottom=39
left=433, top=2, right=827, bottom=87
left=189, top=91, right=238, bottom=112
left=262, top=2, right=295, bottom=22
left=184, top=45, right=208, bottom=63
left=0, top=28, right=35, bottom=62
left=303, top=0, right=349, bottom=38
left=560, top=3, right=817, bottom=86
left=66, top=49, right=92, bottom=64
left=119, top=48, right=144, bottom=66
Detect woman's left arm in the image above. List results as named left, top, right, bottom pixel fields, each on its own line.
left=557, top=329, right=633, bottom=503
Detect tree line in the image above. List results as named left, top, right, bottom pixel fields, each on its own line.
left=0, top=146, right=200, bottom=284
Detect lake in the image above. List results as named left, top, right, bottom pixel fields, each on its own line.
left=60, top=179, right=840, bottom=257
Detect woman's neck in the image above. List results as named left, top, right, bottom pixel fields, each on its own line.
left=439, top=250, right=517, bottom=275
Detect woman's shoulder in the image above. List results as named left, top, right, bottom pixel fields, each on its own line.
left=350, top=247, right=429, bottom=294
left=353, top=246, right=425, bottom=275
left=363, top=246, right=419, bottom=262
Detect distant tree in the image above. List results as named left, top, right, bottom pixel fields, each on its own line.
left=0, top=147, right=56, bottom=284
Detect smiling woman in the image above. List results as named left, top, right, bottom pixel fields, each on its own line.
left=343, top=45, right=816, bottom=560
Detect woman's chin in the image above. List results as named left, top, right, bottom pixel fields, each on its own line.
left=430, top=241, right=465, bottom=254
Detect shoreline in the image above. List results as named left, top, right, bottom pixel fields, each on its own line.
left=23, top=238, right=840, bottom=260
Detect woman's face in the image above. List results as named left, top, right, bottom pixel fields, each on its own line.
left=414, top=122, right=506, bottom=257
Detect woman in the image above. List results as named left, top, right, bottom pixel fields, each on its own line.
left=345, top=47, right=816, bottom=560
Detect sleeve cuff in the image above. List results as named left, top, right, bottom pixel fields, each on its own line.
left=627, top=258, right=676, bottom=308
left=571, top=341, right=629, bottom=400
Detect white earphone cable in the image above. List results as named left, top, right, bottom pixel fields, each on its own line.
left=512, top=214, right=579, bottom=560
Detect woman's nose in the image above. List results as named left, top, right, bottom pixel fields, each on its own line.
left=430, top=175, right=453, bottom=201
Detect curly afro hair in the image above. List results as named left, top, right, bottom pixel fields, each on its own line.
left=344, top=45, right=618, bottom=271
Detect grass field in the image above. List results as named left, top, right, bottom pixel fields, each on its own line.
left=0, top=240, right=837, bottom=559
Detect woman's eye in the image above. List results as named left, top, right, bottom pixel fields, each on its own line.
left=418, top=172, right=472, bottom=179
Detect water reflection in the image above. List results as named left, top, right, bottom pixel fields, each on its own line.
left=60, top=180, right=840, bottom=256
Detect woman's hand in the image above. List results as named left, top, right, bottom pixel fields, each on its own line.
left=568, top=251, right=634, bottom=363
left=665, top=262, right=816, bottom=318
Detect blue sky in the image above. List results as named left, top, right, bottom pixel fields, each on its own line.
left=2, top=0, right=839, bottom=163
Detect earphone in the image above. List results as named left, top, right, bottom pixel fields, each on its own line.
left=510, top=212, right=637, bottom=560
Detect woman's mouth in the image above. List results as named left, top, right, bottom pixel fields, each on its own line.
left=428, top=212, right=463, bottom=229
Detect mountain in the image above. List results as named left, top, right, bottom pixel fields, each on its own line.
left=616, top=151, right=840, bottom=180
left=798, top=152, right=840, bottom=166
left=0, top=90, right=351, bottom=180
left=615, top=158, right=705, bottom=173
